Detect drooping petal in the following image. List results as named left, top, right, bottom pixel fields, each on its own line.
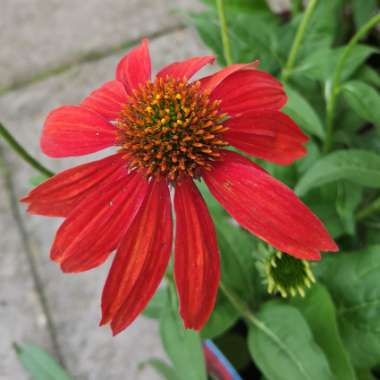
left=100, top=178, right=172, bottom=335
left=115, top=38, right=151, bottom=93
left=203, top=156, right=338, bottom=260
left=200, top=61, right=260, bottom=93
left=157, top=56, right=215, bottom=80
left=210, top=70, right=287, bottom=117
left=225, top=111, right=308, bottom=165
left=51, top=172, right=149, bottom=273
left=41, top=106, right=116, bottom=157
left=174, top=177, right=220, bottom=330
left=81, top=80, right=128, bottom=121
left=21, top=153, right=125, bottom=217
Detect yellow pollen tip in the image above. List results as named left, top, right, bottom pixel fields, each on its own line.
left=117, top=76, right=227, bottom=182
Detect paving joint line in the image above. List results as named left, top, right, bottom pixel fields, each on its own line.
left=0, top=23, right=186, bottom=97
left=0, top=143, right=67, bottom=370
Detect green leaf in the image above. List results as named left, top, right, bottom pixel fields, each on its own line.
left=201, top=0, right=269, bottom=11
left=336, top=181, right=363, bottom=235
left=189, top=11, right=225, bottom=64
left=160, top=298, right=207, bottom=380
left=143, top=288, right=168, bottom=319
left=282, top=84, right=325, bottom=139
left=201, top=232, right=249, bottom=339
left=201, top=221, right=258, bottom=338
left=307, top=199, right=345, bottom=239
left=295, top=150, right=380, bottom=196
left=320, top=246, right=380, bottom=368
left=356, top=369, right=377, bottom=380
left=14, top=343, right=72, bottom=380
left=342, top=81, right=380, bottom=126
left=247, top=302, right=333, bottom=380
left=198, top=181, right=260, bottom=338
left=352, top=0, right=378, bottom=29
left=294, top=45, right=377, bottom=81
left=355, top=65, right=380, bottom=89
left=296, top=140, right=320, bottom=174
left=201, top=291, right=239, bottom=339
left=190, top=8, right=281, bottom=71
left=139, top=358, right=181, bottom=380
left=291, top=284, right=357, bottom=380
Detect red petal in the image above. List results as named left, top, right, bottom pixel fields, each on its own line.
left=41, top=106, right=116, bottom=157
left=101, top=178, right=172, bottom=334
left=51, top=172, right=149, bottom=272
left=210, top=70, right=287, bottom=117
left=204, top=159, right=338, bottom=260
left=21, top=153, right=125, bottom=217
left=174, top=177, right=220, bottom=330
left=219, top=149, right=265, bottom=170
left=81, top=80, right=128, bottom=121
left=157, top=56, right=215, bottom=80
left=225, top=111, right=308, bottom=165
left=200, top=61, right=259, bottom=93
left=115, top=38, right=151, bottom=93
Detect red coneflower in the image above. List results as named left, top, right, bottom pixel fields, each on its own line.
left=22, top=39, right=338, bottom=334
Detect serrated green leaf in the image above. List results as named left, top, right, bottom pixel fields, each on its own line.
left=139, top=358, right=181, bottom=380
left=291, top=284, right=357, bottom=380
left=247, top=302, right=333, bottom=380
left=282, top=84, right=325, bottom=139
left=319, top=246, right=380, bottom=368
left=14, top=343, right=72, bottom=380
left=342, top=81, right=380, bottom=126
left=295, top=150, right=380, bottom=196
left=160, top=298, right=207, bottom=380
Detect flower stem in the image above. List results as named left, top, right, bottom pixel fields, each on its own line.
left=216, top=0, right=233, bottom=65
left=0, top=123, right=54, bottom=178
left=219, top=281, right=261, bottom=327
left=357, top=195, right=380, bottom=221
left=323, top=12, right=380, bottom=153
left=282, top=0, right=318, bottom=81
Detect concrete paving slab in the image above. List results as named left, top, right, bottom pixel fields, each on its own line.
left=0, top=27, right=212, bottom=380
left=0, top=0, right=200, bottom=91
left=0, top=156, right=54, bottom=380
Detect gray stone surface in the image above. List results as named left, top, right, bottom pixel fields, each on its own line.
left=0, top=26, right=212, bottom=380
left=0, top=161, right=54, bottom=380
left=0, top=0, right=200, bottom=90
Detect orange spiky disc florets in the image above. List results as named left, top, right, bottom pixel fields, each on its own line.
left=117, top=76, right=228, bottom=182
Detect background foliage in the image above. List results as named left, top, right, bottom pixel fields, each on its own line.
left=149, top=0, right=380, bottom=379
left=11, top=0, right=380, bottom=379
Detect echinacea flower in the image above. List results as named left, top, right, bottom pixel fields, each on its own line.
left=22, top=39, right=338, bottom=334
